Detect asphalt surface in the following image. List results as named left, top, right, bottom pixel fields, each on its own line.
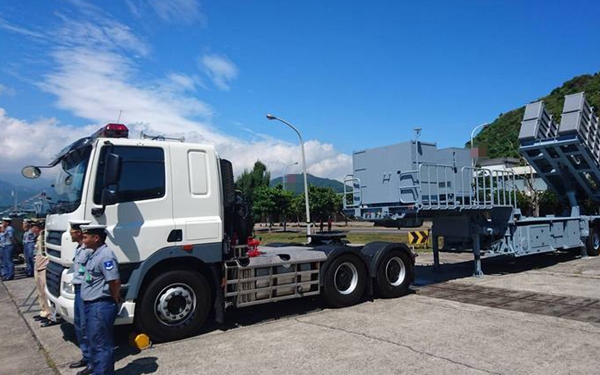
left=2, top=249, right=600, bottom=375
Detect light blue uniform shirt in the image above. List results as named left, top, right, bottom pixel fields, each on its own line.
left=81, top=244, right=120, bottom=301
left=71, top=244, right=92, bottom=285
left=1, top=226, right=14, bottom=246
left=23, top=229, right=36, bottom=244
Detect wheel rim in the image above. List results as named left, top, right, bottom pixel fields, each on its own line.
left=385, top=256, right=406, bottom=287
left=154, top=283, right=196, bottom=327
left=334, top=262, right=359, bottom=295
left=593, top=231, right=600, bottom=250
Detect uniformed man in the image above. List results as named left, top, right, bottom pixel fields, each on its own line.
left=68, top=220, right=92, bottom=375
left=80, top=225, right=120, bottom=375
left=1, top=217, right=17, bottom=281
left=30, top=221, right=52, bottom=321
left=22, top=219, right=37, bottom=277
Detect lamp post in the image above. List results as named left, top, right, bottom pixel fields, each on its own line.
left=470, top=123, right=489, bottom=168
left=266, top=114, right=312, bottom=237
left=282, top=161, right=299, bottom=191
left=413, top=127, right=422, bottom=170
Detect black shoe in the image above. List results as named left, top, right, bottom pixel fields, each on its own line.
left=33, top=315, right=46, bottom=321
left=40, top=320, right=61, bottom=327
left=69, top=359, right=88, bottom=369
left=76, top=367, right=93, bottom=375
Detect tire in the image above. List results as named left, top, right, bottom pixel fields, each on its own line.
left=374, top=250, right=412, bottom=298
left=322, top=254, right=366, bottom=307
left=586, top=225, right=600, bottom=257
left=136, top=270, right=212, bottom=342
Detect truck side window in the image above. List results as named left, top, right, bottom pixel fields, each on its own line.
left=94, top=146, right=166, bottom=204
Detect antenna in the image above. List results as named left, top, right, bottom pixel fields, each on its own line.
left=116, top=110, right=122, bottom=123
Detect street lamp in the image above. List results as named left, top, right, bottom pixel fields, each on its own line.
left=413, top=127, right=422, bottom=170
left=266, top=114, right=312, bottom=237
left=470, top=123, right=489, bottom=168
left=282, top=161, right=299, bottom=191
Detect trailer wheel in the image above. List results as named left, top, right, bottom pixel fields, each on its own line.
left=136, top=269, right=211, bottom=342
left=586, top=226, right=600, bottom=256
left=375, top=250, right=411, bottom=298
left=322, top=254, right=366, bottom=307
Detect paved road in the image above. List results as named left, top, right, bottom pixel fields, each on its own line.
left=2, top=250, right=600, bottom=375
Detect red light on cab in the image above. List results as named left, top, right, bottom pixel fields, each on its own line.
left=92, top=123, right=129, bottom=139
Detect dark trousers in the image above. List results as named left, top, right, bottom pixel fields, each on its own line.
left=24, top=242, right=35, bottom=276
left=1, top=244, right=14, bottom=280
left=85, top=299, right=118, bottom=375
left=74, top=286, right=91, bottom=364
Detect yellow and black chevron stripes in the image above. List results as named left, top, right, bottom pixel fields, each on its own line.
left=408, top=230, right=429, bottom=245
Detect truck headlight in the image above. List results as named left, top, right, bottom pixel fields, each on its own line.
left=62, top=281, right=75, bottom=295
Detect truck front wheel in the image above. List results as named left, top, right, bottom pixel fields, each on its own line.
left=136, top=270, right=212, bottom=342
left=322, top=254, right=366, bottom=307
left=375, top=250, right=412, bottom=298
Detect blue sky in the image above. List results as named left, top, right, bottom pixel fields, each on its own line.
left=1, top=0, right=600, bottom=181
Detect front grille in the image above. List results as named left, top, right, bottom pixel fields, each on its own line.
left=47, top=249, right=61, bottom=258
left=46, top=231, right=64, bottom=246
left=46, top=261, right=65, bottom=298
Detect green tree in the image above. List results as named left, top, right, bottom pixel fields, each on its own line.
left=271, top=184, right=294, bottom=231
left=252, top=184, right=295, bottom=230
left=235, top=160, right=271, bottom=211
left=253, top=185, right=277, bottom=229
left=290, top=193, right=305, bottom=225
left=308, top=185, right=342, bottom=231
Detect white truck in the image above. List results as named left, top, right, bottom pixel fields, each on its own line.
left=22, top=123, right=415, bottom=342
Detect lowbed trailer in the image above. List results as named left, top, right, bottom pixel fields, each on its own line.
left=344, top=92, right=600, bottom=275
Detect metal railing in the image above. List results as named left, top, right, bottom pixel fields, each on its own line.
left=343, top=174, right=362, bottom=209
left=398, top=164, right=517, bottom=210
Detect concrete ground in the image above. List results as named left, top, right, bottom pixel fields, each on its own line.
left=2, top=250, right=600, bottom=375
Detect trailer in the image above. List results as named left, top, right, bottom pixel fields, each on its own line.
left=344, top=92, right=600, bottom=275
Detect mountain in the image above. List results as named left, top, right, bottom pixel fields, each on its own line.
left=0, top=174, right=54, bottom=211
left=470, top=72, right=600, bottom=159
left=270, top=174, right=345, bottom=194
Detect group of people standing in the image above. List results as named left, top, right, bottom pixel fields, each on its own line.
left=69, top=221, right=121, bottom=375
left=66, top=221, right=122, bottom=375
left=0, top=217, right=42, bottom=281
left=1, top=218, right=122, bottom=375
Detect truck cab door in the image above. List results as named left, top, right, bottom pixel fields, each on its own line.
left=86, top=143, right=175, bottom=263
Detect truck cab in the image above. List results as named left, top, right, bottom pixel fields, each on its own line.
left=24, top=123, right=415, bottom=342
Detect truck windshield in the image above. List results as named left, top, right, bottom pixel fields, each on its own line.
left=50, top=145, right=92, bottom=214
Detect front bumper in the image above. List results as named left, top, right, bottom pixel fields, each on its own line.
left=45, top=264, right=136, bottom=325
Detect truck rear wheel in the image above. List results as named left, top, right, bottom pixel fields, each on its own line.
left=136, top=269, right=211, bottom=342
left=586, top=225, right=600, bottom=256
left=375, top=250, right=411, bottom=298
left=322, top=254, right=366, bottom=307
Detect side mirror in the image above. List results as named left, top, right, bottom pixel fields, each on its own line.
left=104, top=153, right=122, bottom=186
left=22, top=166, right=42, bottom=179
left=101, top=188, right=118, bottom=206
left=92, top=152, right=122, bottom=218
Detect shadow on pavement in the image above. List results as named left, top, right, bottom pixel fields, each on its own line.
left=115, top=357, right=159, bottom=375
left=414, top=249, right=582, bottom=286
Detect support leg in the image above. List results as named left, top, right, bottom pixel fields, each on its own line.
left=472, top=234, right=483, bottom=277
left=432, top=235, right=440, bottom=272
left=580, top=244, right=588, bottom=259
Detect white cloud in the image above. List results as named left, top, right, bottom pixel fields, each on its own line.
left=0, top=2, right=352, bottom=182
left=200, top=54, right=239, bottom=91
left=0, top=17, right=46, bottom=40
left=0, top=84, right=16, bottom=97
left=54, top=14, right=150, bottom=57
left=0, top=109, right=96, bottom=173
left=148, top=0, right=205, bottom=25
